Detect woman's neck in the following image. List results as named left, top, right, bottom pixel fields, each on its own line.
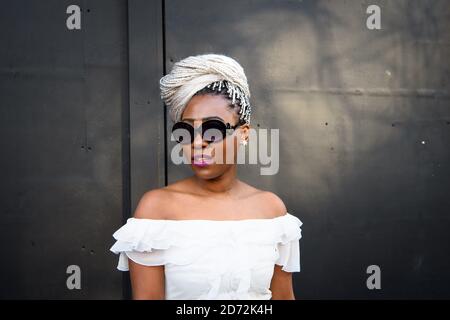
left=192, top=166, right=239, bottom=197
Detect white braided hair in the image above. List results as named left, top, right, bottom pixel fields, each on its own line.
left=160, top=53, right=252, bottom=124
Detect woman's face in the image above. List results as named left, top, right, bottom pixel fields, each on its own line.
left=180, top=94, right=249, bottom=180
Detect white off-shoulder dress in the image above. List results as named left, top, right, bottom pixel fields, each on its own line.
left=110, top=213, right=303, bottom=300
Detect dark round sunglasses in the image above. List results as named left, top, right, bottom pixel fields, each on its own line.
left=172, top=119, right=241, bottom=145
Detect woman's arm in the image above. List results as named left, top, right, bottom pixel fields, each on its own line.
left=129, top=259, right=165, bottom=300
left=128, top=189, right=168, bottom=300
left=269, top=264, right=296, bottom=300
left=262, top=191, right=296, bottom=299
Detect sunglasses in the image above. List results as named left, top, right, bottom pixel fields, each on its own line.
left=171, top=119, right=241, bottom=145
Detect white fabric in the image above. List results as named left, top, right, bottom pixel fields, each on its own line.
left=110, top=213, right=302, bottom=300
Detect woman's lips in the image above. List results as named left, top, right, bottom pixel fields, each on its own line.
left=192, top=155, right=213, bottom=166
left=193, top=161, right=209, bottom=167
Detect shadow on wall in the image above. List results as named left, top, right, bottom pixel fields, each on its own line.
left=164, top=0, right=450, bottom=298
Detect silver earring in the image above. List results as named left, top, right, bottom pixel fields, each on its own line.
left=240, top=139, right=248, bottom=146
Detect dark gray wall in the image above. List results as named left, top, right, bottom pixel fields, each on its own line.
left=0, top=0, right=130, bottom=299
left=165, top=0, right=450, bottom=299
left=0, top=0, right=449, bottom=299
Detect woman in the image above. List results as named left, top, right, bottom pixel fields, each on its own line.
left=110, top=53, right=303, bottom=300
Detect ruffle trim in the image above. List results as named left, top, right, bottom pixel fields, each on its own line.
left=110, top=213, right=302, bottom=271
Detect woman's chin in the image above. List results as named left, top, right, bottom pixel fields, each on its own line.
left=191, top=165, right=221, bottom=179
left=191, top=162, right=211, bottom=171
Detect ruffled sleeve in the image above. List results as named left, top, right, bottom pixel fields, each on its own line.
left=109, top=218, right=178, bottom=271
left=274, top=214, right=303, bottom=272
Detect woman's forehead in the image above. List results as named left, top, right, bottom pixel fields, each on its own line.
left=182, top=116, right=224, bottom=123
left=181, top=95, right=237, bottom=122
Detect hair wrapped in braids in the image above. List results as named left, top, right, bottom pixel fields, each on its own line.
left=160, top=54, right=252, bottom=124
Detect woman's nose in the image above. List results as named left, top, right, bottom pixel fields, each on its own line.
left=192, top=130, right=204, bottom=147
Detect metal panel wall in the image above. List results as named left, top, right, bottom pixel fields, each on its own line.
left=164, top=0, right=450, bottom=298
left=127, top=0, right=165, bottom=299
left=1, top=0, right=449, bottom=299
left=0, top=0, right=129, bottom=299
left=129, top=0, right=165, bottom=213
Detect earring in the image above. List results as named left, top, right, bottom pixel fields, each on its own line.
left=240, top=139, right=248, bottom=146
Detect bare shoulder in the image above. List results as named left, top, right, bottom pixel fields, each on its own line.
left=261, top=191, right=288, bottom=218
left=239, top=181, right=287, bottom=218
left=133, top=178, right=194, bottom=220
left=133, top=187, right=173, bottom=220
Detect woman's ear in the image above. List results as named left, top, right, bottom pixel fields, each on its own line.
left=239, top=123, right=250, bottom=142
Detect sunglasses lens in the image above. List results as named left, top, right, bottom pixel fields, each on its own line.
left=172, top=120, right=230, bottom=144
left=202, top=120, right=226, bottom=143
left=172, top=123, right=193, bottom=144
